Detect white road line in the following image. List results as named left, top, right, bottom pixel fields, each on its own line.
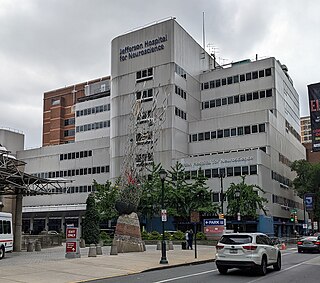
left=152, top=269, right=218, bottom=283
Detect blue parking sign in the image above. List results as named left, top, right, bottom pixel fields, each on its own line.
left=304, top=193, right=315, bottom=211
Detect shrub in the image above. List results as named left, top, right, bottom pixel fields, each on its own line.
left=172, top=230, right=185, bottom=240
left=196, top=232, right=206, bottom=240
left=164, top=231, right=172, bottom=240
left=100, top=231, right=112, bottom=245
left=149, top=230, right=161, bottom=240
left=141, top=230, right=150, bottom=240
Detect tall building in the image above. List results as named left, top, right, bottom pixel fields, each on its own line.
left=18, top=18, right=306, bottom=236
left=42, top=76, right=110, bottom=146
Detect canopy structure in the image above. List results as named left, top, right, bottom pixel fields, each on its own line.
left=0, top=147, right=71, bottom=252
left=0, top=148, right=69, bottom=195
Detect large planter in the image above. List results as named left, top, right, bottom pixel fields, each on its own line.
left=115, top=200, right=137, bottom=215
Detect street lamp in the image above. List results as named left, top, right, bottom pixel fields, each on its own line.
left=219, top=168, right=226, bottom=215
left=159, top=168, right=168, bottom=264
left=235, top=188, right=241, bottom=232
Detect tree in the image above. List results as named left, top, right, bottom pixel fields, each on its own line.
left=94, top=180, right=119, bottom=222
left=291, top=159, right=320, bottom=220
left=225, top=176, right=268, bottom=219
left=83, top=193, right=100, bottom=244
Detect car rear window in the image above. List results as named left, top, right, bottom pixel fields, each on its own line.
left=219, top=235, right=252, bottom=245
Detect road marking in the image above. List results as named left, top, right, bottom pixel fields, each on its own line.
left=246, top=256, right=320, bottom=283
left=152, top=269, right=218, bottom=283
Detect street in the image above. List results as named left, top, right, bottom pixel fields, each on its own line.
left=91, top=249, right=320, bottom=283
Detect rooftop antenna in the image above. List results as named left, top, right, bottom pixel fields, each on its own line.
left=202, top=12, right=205, bottom=51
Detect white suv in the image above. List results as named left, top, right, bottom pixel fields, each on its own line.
left=215, top=233, right=281, bottom=275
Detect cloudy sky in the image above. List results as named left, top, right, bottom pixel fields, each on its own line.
left=0, top=0, right=319, bottom=149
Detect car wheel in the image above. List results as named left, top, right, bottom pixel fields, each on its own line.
left=217, top=266, right=228, bottom=275
left=0, top=246, right=4, bottom=260
left=257, top=256, right=267, bottom=276
left=273, top=253, right=281, bottom=271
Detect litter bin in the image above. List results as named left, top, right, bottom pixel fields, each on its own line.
left=181, top=241, right=187, bottom=250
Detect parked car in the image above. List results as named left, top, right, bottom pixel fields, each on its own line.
left=297, top=236, right=320, bottom=253
left=47, top=230, right=59, bottom=235
left=215, top=233, right=281, bottom=276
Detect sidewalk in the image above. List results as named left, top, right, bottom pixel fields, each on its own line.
left=0, top=244, right=216, bottom=283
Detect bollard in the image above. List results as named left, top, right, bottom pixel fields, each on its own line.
left=166, top=240, right=169, bottom=251
left=88, top=244, right=97, bottom=257
left=80, top=238, right=86, bottom=248
left=156, top=241, right=161, bottom=250
left=96, top=244, right=102, bottom=255
left=169, top=240, right=174, bottom=250
left=110, top=243, right=118, bottom=255
left=27, top=242, right=34, bottom=252
left=35, top=241, right=41, bottom=252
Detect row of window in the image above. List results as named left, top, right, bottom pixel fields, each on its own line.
left=136, top=132, right=153, bottom=144
left=175, top=63, right=187, bottom=79
left=271, top=171, right=293, bottom=187
left=272, top=194, right=303, bottom=210
left=76, top=104, right=110, bottom=117
left=279, top=153, right=292, bottom=168
left=189, top=123, right=266, bottom=143
left=184, top=165, right=258, bottom=180
left=76, top=120, right=110, bottom=133
left=136, top=153, right=153, bottom=165
left=33, top=165, right=110, bottom=179
left=136, top=67, right=153, bottom=82
left=201, top=88, right=273, bottom=110
left=64, top=118, right=75, bottom=126
left=201, top=67, right=272, bottom=90
left=175, top=85, right=187, bottom=100
left=175, top=107, right=187, bottom=120
left=64, top=129, right=75, bottom=137
left=136, top=88, right=153, bottom=102
left=59, top=150, right=93, bottom=161
left=137, top=110, right=153, bottom=124
left=285, top=120, right=301, bottom=142
left=0, top=220, right=11, bottom=234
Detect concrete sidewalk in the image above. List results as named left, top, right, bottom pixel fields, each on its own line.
left=0, top=244, right=216, bottom=283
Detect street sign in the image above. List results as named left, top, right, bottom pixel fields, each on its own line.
left=66, top=228, right=78, bottom=239
left=204, top=226, right=224, bottom=234
left=303, top=224, right=307, bottom=229
left=190, top=211, right=200, bottom=223
left=66, top=241, right=77, bottom=253
left=305, top=193, right=315, bottom=211
left=203, top=219, right=224, bottom=226
left=161, top=209, right=167, bottom=222
left=314, top=221, right=318, bottom=230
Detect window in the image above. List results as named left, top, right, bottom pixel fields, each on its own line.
left=224, top=129, right=230, bottom=137
left=240, top=94, right=246, bottom=102
left=252, top=125, right=258, bottom=133
left=265, top=68, right=272, bottom=76
left=246, top=92, right=253, bottom=101
left=136, top=67, right=153, bottom=82
left=222, top=98, right=227, bottom=105
left=217, top=130, right=223, bottom=138
left=211, top=131, right=216, bottom=139
left=260, top=90, right=266, bottom=98
left=227, top=167, right=233, bottom=177
left=222, top=78, right=226, bottom=86
left=215, top=79, right=221, bottom=87
left=240, top=74, right=245, bottom=82
left=210, top=100, right=215, bottom=108
left=205, top=169, right=211, bottom=178
left=234, top=95, right=239, bottom=103
left=233, top=75, right=239, bottom=83
left=253, top=91, right=259, bottom=100
left=227, top=77, right=233, bottom=85
left=198, top=133, right=204, bottom=141
left=52, top=99, right=60, bottom=106
left=234, top=166, right=241, bottom=176
left=250, top=165, right=257, bottom=175
left=204, top=82, right=209, bottom=89
left=210, top=80, right=215, bottom=88
left=246, top=72, right=252, bottom=80
left=244, top=126, right=251, bottom=135
left=216, top=98, right=221, bottom=107
left=231, top=128, right=236, bottom=136
left=242, top=166, right=249, bottom=175
left=212, top=168, right=219, bottom=178
left=204, top=101, right=209, bottom=109
left=205, top=132, right=210, bottom=140
left=259, top=70, right=265, bottom=78
left=192, top=134, right=197, bottom=142
left=237, top=127, right=244, bottom=135
left=228, top=96, right=234, bottom=104
left=259, top=123, right=266, bottom=132
left=252, top=71, right=258, bottom=79
left=266, top=89, right=272, bottom=97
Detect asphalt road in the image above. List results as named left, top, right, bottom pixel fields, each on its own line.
left=90, top=249, right=320, bottom=283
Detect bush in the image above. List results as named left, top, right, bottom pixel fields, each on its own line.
left=141, top=230, right=150, bottom=240
left=100, top=231, right=112, bottom=245
left=172, top=230, right=185, bottom=240
left=149, top=230, right=161, bottom=240
left=196, top=232, right=206, bottom=240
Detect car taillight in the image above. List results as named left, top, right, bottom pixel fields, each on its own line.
left=243, top=245, right=257, bottom=250
left=216, top=245, right=224, bottom=250
left=315, top=241, right=320, bottom=245
left=297, top=241, right=303, bottom=245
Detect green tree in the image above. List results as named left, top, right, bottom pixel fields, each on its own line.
left=94, top=180, right=119, bottom=222
left=83, top=193, right=100, bottom=244
left=291, top=159, right=320, bottom=220
left=225, top=176, right=268, bottom=219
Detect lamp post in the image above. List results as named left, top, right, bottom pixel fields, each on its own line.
left=235, top=188, right=241, bottom=232
left=159, top=168, right=168, bottom=264
left=219, top=169, right=226, bottom=215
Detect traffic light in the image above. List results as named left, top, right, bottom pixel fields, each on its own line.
left=219, top=213, right=224, bottom=219
left=295, top=215, right=298, bottom=223
left=290, top=214, right=294, bottom=222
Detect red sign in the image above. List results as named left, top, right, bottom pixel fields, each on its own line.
left=66, top=241, right=77, bottom=253
left=66, top=228, right=77, bottom=239
left=205, top=226, right=224, bottom=234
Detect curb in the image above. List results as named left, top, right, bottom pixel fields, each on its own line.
left=142, top=258, right=216, bottom=272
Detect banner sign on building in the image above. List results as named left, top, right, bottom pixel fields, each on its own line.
left=308, top=83, right=320, bottom=151
left=304, top=193, right=315, bottom=211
